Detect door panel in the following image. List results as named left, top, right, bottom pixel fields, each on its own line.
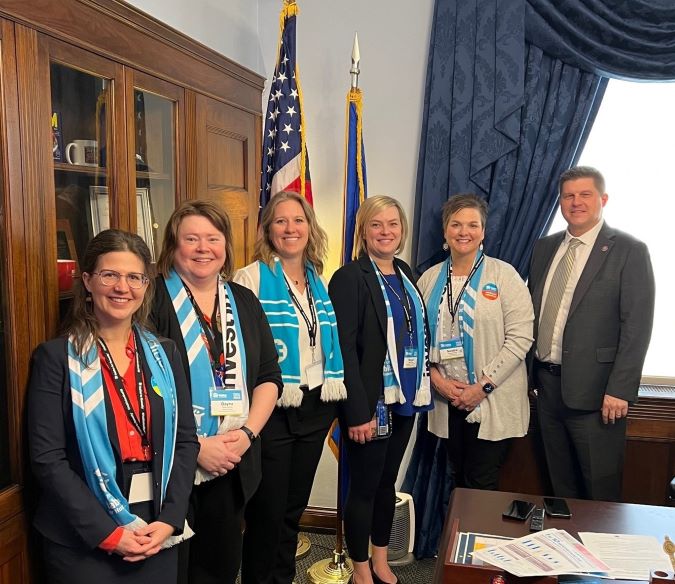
left=194, top=93, right=259, bottom=268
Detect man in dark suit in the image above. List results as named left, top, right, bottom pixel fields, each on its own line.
left=529, top=166, right=655, bottom=501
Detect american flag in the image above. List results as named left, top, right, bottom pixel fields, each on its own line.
left=260, top=1, right=312, bottom=210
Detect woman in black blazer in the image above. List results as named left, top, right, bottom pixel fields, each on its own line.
left=149, top=200, right=282, bottom=584
left=27, top=230, right=199, bottom=584
left=328, top=196, right=432, bottom=584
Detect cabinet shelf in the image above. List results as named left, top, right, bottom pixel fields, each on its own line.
left=54, top=162, right=106, bottom=175
left=53, top=162, right=171, bottom=181
left=136, top=170, right=172, bottom=181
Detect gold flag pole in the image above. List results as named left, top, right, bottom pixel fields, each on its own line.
left=306, top=31, right=361, bottom=584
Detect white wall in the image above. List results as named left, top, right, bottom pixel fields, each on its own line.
left=125, top=0, right=264, bottom=74
left=124, top=0, right=435, bottom=508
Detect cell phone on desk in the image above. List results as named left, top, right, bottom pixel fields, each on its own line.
left=543, top=497, right=572, bottom=518
left=502, top=499, right=536, bottom=521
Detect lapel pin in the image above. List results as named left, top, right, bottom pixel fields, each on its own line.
left=601, top=245, right=609, bottom=252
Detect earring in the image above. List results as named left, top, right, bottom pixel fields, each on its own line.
left=442, top=242, right=449, bottom=251
left=480, top=242, right=484, bottom=251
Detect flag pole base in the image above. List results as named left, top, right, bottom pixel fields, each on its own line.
left=295, top=533, right=311, bottom=560
left=306, top=549, right=353, bottom=584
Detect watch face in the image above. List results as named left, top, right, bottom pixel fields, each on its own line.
left=482, top=383, right=495, bottom=394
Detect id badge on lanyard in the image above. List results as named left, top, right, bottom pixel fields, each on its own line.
left=210, top=389, right=244, bottom=416
left=403, top=345, right=418, bottom=369
left=439, top=337, right=464, bottom=361
left=305, top=359, right=324, bottom=390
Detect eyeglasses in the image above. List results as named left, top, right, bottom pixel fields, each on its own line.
left=90, top=270, right=149, bottom=289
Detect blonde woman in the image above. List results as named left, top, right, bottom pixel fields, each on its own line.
left=328, top=195, right=431, bottom=584
left=235, top=191, right=346, bottom=584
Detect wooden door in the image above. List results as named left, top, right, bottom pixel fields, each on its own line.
left=0, top=19, right=33, bottom=584
left=193, top=93, right=261, bottom=268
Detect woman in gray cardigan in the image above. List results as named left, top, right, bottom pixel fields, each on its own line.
left=417, top=193, right=534, bottom=489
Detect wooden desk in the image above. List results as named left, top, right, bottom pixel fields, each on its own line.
left=434, top=488, right=675, bottom=584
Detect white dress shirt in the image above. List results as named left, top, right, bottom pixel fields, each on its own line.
left=233, top=261, right=323, bottom=386
left=538, top=218, right=604, bottom=364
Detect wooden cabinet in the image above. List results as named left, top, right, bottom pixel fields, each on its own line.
left=0, top=2, right=264, bottom=581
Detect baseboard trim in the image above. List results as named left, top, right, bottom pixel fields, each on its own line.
left=299, top=505, right=337, bottom=533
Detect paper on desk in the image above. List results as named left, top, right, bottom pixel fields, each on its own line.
left=472, top=529, right=611, bottom=577
left=579, top=532, right=672, bottom=580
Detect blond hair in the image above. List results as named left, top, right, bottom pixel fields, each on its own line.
left=255, top=191, right=328, bottom=274
left=353, top=195, right=408, bottom=259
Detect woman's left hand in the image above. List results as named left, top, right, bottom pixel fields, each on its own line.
left=451, top=382, right=486, bottom=411
left=124, top=521, right=174, bottom=561
left=223, top=428, right=252, bottom=458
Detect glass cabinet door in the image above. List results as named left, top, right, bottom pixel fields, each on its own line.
left=50, top=65, right=113, bottom=301
left=130, top=72, right=184, bottom=261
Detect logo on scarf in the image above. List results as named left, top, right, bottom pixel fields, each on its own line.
left=482, top=283, right=499, bottom=300
left=275, top=339, right=288, bottom=363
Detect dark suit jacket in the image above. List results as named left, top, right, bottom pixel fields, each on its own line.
left=27, top=336, right=199, bottom=550
left=528, top=222, right=655, bottom=410
left=150, top=277, right=282, bottom=502
left=328, top=254, right=424, bottom=427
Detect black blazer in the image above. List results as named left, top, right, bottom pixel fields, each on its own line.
left=150, top=277, right=283, bottom=501
left=328, top=255, right=424, bottom=427
left=528, top=222, right=655, bottom=409
left=27, top=336, right=199, bottom=550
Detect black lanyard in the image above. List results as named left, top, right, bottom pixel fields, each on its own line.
left=376, top=265, right=414, bottom=338
left=98, top=332, right=149, bottom=452
left=182, top=281, right=223, bottom=364
left=446, top=252, right=485, bottom=323
left=284, top=272, right=318, bottom=349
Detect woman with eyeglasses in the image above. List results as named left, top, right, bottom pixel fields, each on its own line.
left=27, top=229, right=199, bottom=584
left=150, top=200, right=282, bottom=584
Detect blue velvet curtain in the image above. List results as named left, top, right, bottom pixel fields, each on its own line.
left=406, top=0, right=675, bottom=559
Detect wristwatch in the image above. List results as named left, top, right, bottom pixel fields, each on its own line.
left=240, top=425, right=258, bottom=444
left=481, top=382, right=496, bottom=395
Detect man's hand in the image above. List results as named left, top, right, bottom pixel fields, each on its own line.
left=602, top=394, right=628, bottom=424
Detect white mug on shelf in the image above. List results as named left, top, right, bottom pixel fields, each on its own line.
left=65, top=139, right=98, bottom=166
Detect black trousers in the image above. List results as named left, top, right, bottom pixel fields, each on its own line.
left=536, top=367, right=626, bottom=501
left=343, top=412, right=415, bottom=563
left=43, top=536, right=177, bottom=584
left=186, top=468, right=245, bottom=584
left=447, top=405, right=511, bottom=490
left=241, top=392, right=336, bottom=584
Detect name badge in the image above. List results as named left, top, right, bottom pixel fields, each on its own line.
left=403, top=347, right=418, bottom=369
left=305, top=360, right=324, bottom=390
left=210, top=389, right=244, bottom=416
left=440, top=337, right=464, bottom=361
left=128, top=472, right=153, bottom=504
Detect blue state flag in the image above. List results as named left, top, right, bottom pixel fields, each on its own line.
left=342, top=87, right=367, bottom=264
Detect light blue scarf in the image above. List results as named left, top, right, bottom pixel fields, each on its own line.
left=164, top=269, right=248, bottom=439
left=258, top=258, right=346, bottom=407
left=427, top=253, right=485, bottom=384
left=68, top=327, right=189, bottom=546
left=371, top=259, right=431, bottom=406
